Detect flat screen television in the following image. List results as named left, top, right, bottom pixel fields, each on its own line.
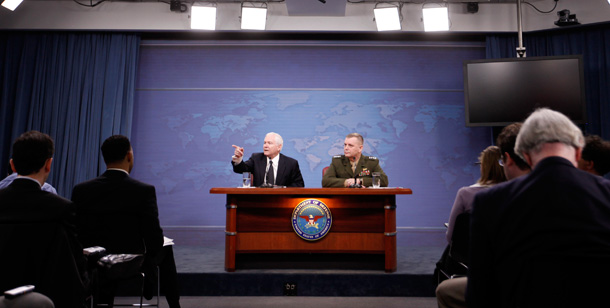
left=463, top=55, right=586, bottom=127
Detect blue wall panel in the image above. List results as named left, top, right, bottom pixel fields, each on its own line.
left=132, top=41, right=489, bottom=229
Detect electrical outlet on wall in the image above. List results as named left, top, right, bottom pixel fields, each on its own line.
left=283, top=282, right=297, bottom=296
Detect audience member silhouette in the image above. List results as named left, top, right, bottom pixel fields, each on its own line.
left=0, top=131, right=88, bottom=308
left=445, top=145, right=506, bottom=243
left=72, top=135, right=181, bottom=308
left=436, top=122, right=531, bottom=308
left=578, top=134, right=610, bottom=176
left=467, top=109, right=610, bottom=307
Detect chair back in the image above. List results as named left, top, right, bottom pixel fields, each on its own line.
left=448, top=212, right=470, bottom=266
left=77, top=210, right=147, bottom=255
left=0, top=222, right=87, bottom=308
left=322, top=166, right=329, bottom=176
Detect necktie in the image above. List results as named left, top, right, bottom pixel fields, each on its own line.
left=267, top=161, right=274, bottom=185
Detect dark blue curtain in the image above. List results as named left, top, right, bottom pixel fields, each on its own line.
left=486, top=23, right=610, bottom=139
left=0, top=32, right=140, bottom=197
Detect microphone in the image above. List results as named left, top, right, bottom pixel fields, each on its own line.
left=349, top=174, right=362, bottom=188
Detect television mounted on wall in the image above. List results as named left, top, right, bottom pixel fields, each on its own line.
left=463, top=55, right=586, bottom=127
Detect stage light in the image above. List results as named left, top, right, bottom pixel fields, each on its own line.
left=241, top=5, right=267, bottom=30
left=423, top=7, right=449, bottom=32
left=374, top=6, right=401, bottom=31
left=1, top=0, right=23, bottom=11
left=191, top=5, right=217, bottom=30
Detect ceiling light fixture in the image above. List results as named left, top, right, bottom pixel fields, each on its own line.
left=191, top=5, right=217, bottom=30
left=374, top=5, right=402, bottom=31
left=1, top=0, right=23, bottom=11
left=241, top=2, right=268, bottom=30
left=423, top=6, right=449, bottom=32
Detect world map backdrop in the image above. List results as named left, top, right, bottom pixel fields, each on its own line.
left=131, top=40, right=491, bottom=228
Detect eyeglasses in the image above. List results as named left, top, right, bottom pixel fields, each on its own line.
left=498, top=159, right=504, bottom=167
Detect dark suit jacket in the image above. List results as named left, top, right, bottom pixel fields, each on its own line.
left=466, top=157, right=610, bottom=308
left=71, top=170, right=163, bottom=257
left=0, top=178, right=88, bottom=308
left=232, top=153, right=305, bottom=187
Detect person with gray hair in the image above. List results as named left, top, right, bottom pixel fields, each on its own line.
left=514, top=107, right=585, bottom=166
left=465, top=108, right=610, bottom=307
left=232, top=132, right=305, bottom=187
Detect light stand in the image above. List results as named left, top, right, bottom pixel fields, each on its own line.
left=516, top=0, right=526, bottom=58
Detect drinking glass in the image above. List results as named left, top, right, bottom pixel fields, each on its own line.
left=242, top=172, right=251, bottom=188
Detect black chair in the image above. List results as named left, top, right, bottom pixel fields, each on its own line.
left=448, top=212, right=470, bottom=268
left=435, top=212, right=470, bottom=284
left=92, top=255, right=159, bottom=308
left=77, top=206, right=161, bottom=308
left=0, top=222, right=88, bottom=308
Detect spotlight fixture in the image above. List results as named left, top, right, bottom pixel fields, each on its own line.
left=241, top=3, right=268, bottom=30
left=423, top=7, right=449, bottom=32
left=554, top=9, right=579, bottom=27
left=1, top=0, right=23, bottom=11
left=318, top=0, right=326, bottom=3
left=374, top=6, right=401, bottom=31
left=191, top=5, right=217, bottom=30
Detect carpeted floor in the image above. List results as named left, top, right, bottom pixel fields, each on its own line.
left=113, top=228, right=446, bottom=305
left=167, top=228, right=446, bottom=275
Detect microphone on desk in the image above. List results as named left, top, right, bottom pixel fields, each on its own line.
left=349, top=175, right=362, bottom=188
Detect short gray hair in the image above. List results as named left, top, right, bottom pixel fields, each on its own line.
left=266, top=132, right=283, bottom=147
left=346, top=133, right=364, bottom=145
left=515, top=108, right=584, bottom=160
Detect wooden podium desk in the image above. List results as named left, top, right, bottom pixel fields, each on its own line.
left=209, top=187, right=412, bottom=272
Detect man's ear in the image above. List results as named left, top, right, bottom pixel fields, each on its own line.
left=44, top=158, right=53, bottom=173
left=9, top=159, right=16, bottom=173
left=504, top=152, right=515, bottom=167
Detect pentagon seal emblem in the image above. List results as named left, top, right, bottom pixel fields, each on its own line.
left=292, top=199, right=332, bottom=241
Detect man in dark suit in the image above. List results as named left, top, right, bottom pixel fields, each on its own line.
left=71, top=135, right=180, bottom=308
left=466, top=108, right=610, bottom=308
left=231, top=132, right=305, bottom=187
left=0, top=131, right=88, bottom=308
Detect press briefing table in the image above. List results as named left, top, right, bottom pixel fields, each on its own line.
left=209, top=187, right=412, bottom=272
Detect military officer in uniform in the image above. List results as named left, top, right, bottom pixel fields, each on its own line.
left=322, top=133, right=388, bottom=188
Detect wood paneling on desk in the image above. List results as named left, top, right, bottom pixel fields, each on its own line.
left=210, top=187, right=412, bottom=272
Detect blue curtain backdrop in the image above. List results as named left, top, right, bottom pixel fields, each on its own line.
left=486, top=22, right=610, bottom=139
left=0, top=32, right=140, bottom=197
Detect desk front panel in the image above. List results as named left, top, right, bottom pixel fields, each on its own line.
left=234, top=195, right=387, bottom=233
left=210, top=188, right=410, bottom=272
